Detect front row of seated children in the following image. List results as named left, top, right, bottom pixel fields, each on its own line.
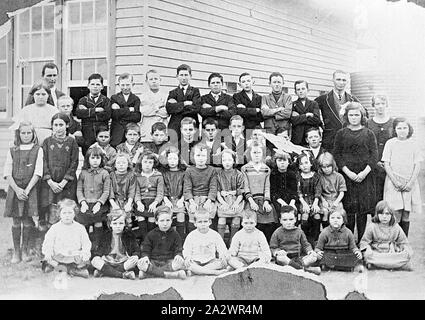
left=40, top=197, right=413, bottom=279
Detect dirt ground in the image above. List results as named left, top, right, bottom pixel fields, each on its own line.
left=0, top=169, right=424, bottom=300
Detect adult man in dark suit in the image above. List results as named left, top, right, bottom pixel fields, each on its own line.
left=25, top=62, right=65, bottom=107
left=166, top=64, right=201, bottom=142
left=314, top=70, right=361, bottom=150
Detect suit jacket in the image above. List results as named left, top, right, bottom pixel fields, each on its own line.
left=200, top=136, right=223, bottom=167
left=200, top=92, right=236, bottom=130
left=25, top=88, right=65, bottom=107
left=109, top=92, right=142, bottom=147
left=232, top=90, right=263, bottom=129
left=290, top=98, right=322, bottom=146
left=222, top=135, right=247, bottom=169
left=261, top=92, right=293, bottom=134
left=93, top=229, right=141, bottom=258
left=166, top=86, right=201, bottom=138
left=315, top=90, right=360, bottom=150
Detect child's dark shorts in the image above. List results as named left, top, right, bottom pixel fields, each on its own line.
left=76, top=202, right=109, bottom=226
left=135, top=198, right=156, bottom=218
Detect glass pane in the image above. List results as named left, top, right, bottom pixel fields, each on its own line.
left=32, top=7, right=42, bottom=31
left=95, top=29, right=106, bottom=53
left=0, top=64, right=6, bottom=86
left=19, top=34, right=30, bottom=59
left=82, top=30, right=94, bottom=55
left=31, top=33, right=42, bottom=58
left=44, top=32, right=54, bottom=57
left=22, top=87, right=30, bottom=108
left=95, top=0, right=107, bottom=24
left=96, top=58, right=107, bottom=78
left=82, top=2, right=94, bottom=24
left=71, top=59, right=82, bottom=80
left=19, top=10, right=30, bottom=33
left=33, top=61, right=48, bottom=80
left=0, top=88, right=6, bottom=112
left=22, top=65, right=32, bottom=86
left=83, top=59, right=95, bottom=79
left=44, top=5, right=54, bottom=30
left=0, top=37, right=6, bottom=60
left=69, top=31, right=81, bottom=56
left=69, top=2, right=80, bottom=25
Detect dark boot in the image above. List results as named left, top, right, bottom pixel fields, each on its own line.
left=100, top=264, right=125, bottom=278
left=21, top=226, right=32, bottom=262
left=92, top=227, right=104, bottom=253
left=400, top=221, right=410, bottom=237
left=147, top=262, right=165, bottom=278
left=288, top=259, right=303, bottom=270
left=11, top=226, right=21, bottom=263
left=217, top=224, right=226, bottom=240
left=176, top=221, right=185, bottom=240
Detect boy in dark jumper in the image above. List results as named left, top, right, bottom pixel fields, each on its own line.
left=137, top=206, right=186, bottom=279
left=109, top=73, right=141, bottom=148
left=75, top=73, right=111, bottom=155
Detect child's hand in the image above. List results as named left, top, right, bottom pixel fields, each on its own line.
left=167, top=98, right=177, bottom=104
left=230, top=202, right=240, bottom=212
left=203, top=199, right=213, bottom=212
left=364, top=247, right=373, bottom=257
left=78, top=104, right=87, bottom=110
left=137, top=202, right=145, bottom=213
left=129, top=107, right=135, bottom=112
left=236, top=104, right=246, bottom=109
left=302, top=202, right=310, bottom=214
left=291, top=111, right=300, bottom=117
left=401, top=181, right=413, bottom=192
left=173, top=255, right=185, bottom=267
left=355, top=251, right=362, bottom=260
left=32, top=216, right=39, bottom=229
left=249, top=199, right=259, bottom=211
left=111, top=202, right=120, bottom=210
left=92, top=202, right=101, bottom=214
left=164, top=198, right=173, bottom=209
left=277, top=199, right=287, bottom=207
left=184, top=101, right=193, bottom=106
left=148, top=201, right=158, bottom=213
left=127, top=255, right=139, bottom=265
left=289, top=200, right=297, bottom=210
left=176, top=198, right=184, bottom=208
left=263, top=201, right=272, bottom=213
left=189, top=202, right=197, bottom=214
left=275, top=250, right=287, bottom=257
left=80, top=201, right=89, bottom=213
left=111, top=103, right=120, bottom=110
left=95, top=107, right=105, bottom=112
left=123, top=202, right=132, bottom=213
left=312, top=203, right=321, bottom=214
left=48, top=180, right=62, bottom=194
left=356, top=170, right=368, bottom=183
left=316, top=250, right=323, bottom=260
left=184, top=258, right=193, bottom=269
left=15, top=187, right=28, bottom=201
left=73, top=130, right=83, bottom=137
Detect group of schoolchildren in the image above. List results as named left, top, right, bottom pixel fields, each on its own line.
left=3, top=62, right=420, bottom=281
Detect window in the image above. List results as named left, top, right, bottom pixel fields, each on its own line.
left=65, top=0, right=109, bottom=105
left=17, top=3, right=55, bottom=107
left=0, top=35, right=7, bottom=117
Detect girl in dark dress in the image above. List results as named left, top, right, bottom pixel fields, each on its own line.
left=366, top=94, right=393, bottom=202
left=333, top=102, right=378, bottom=243
left=4, top=122, right=43, bottom=263
left=41, top=113, right=79, bottom=227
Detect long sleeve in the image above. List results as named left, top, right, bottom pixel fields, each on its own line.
left=172, top=233, right=183, bottom=258
left=359, top=224, right=374, bottom=251
left=141, top=232, right=154, bottom=258
left=41, top=225, right=56, bottom=258
left=275, top=95, right=293, bottom=120
left=332, top=129, right=345, bottom=168
left=314, top=230, right=327, bottom=251
left=269, top=229, right=280, bottom=252
left=258, top=232, right=272, bottom=261
left=228, top=232, right=241, bottom=257
left=207, top=169, right=217, bottom=201
left=182, top=232, right=194, bottom=260
left=264, top=169, right=271, bottom=202
left=241, top=166, right=252, bottom=200
left=64, top=139, right=79, bottom=181
left=367, top=129, right=379, bottom=169
left=76, top=171, right=86, bottom=203
left=154, top=174, right=164, bottom=203
left=300, top=231, right=313, bottom=254
left=98, top=171, right=111, bottom=204
left=80, top=225, right=92, bottom=261
left=347, top=230, right=360, bottom=253
left=215, top=232, right=228, bottom=259
left=75, top=97, right=95, bottom=120
left=3, top=149, right=12, bottom=178
left=183, top=170, right=194, bottom=200
left=236, top=170, right=245, bottom=196
left=42, top=139, right=52, bottom=181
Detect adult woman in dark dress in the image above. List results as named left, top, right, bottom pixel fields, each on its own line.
left=366, top=94, right=393, bottom=202
left=333, top=102, right=378, bottom=242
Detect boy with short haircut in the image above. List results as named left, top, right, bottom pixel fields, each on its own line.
left=270, top=206, right=321, bottom=275
left=224, top=115, right=247, bottom=169
left=137, top=206, right=186, bottom=279
left=57, top=95, right=84, bottom=148
left=233, top=72, right=263, bottom=132
left=116, top=123, right=145, bottom=165
left=228, top=211, right=271, bottom=270
left=139, top=70, right=169, bottom=142
left=290, top=80, right=322, bottom=146
left=200, top=72, right=236, bottom=130
left=261, top=72, right=293, bottom=135
left=305, top=127, right=326, bottom=170
left=183, top=143, right=217, bottom=233
left=91, top=209, right=141, bottom=280
left=142, top=122, right=169, bottom=156
left=89, top=125, right=117, bottom=172
left=166, top=64, right=201, bottom=142
left=75, top=73, right=111, bottom=155
left=110, top=73, right=142, bottom=148
left=41, top=199, right=91, bottom=278
left=179, top=117, right=200, bottom=166
left=183, top=208, right=228, bottom=275
left=201, top=118, right=222, bottom=167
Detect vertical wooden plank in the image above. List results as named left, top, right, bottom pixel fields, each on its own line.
left=7, top=20, right=14, bottom=119
left=56, top=0, right=64, bottom=94
left=142, top=0, right=148, bottom=77
left=109, top=0, right=117, bottom=94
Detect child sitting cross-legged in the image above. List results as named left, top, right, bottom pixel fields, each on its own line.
left=315, top=209, right=364, bottom=272
left=41, top=199, right=91, bottom=278
left=183, top=207, right=228, bottom=276
left=227, top=211, right=271, bottom=271
left=270, top=206, right=320, bottom=275
left=91, top=209, right=141, bottom=280
left=137, top=205, right=186, bottom=279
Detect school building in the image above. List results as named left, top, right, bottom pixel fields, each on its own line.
left=0, top=0, right=362, bottom=190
